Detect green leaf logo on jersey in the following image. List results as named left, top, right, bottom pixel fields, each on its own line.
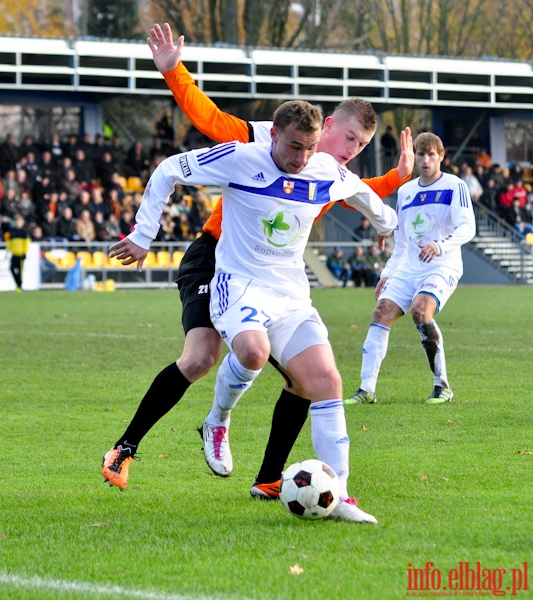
left=411, top=212, right=432, bottom=236
left=260, top=209, right=301, bottom=248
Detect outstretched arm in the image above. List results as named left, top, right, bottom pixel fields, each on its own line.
left=148, top=23, right=250, bottom=144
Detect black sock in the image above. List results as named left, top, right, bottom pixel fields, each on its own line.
left=255, top=389, right=310, bottom=483
left=115, top=363, right=191, bottom=450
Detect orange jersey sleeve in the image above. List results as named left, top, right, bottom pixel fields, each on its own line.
left=164, top=63, right=254, bottom=240
left=163, top=64, right=250, bottom=144
left=314, top=167, right=411, bottom=222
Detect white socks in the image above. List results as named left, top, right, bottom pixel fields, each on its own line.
left=205, top=351, right=262, bottom=428
left=310, top=399, right=350, bottom=498
left=360, top=323, right=390, bottom=393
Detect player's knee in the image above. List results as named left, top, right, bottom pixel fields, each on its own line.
left=237, top=346, right=269, bottom=371
left=301, top=365, right=341, bottom=399
left=178, top=350, right=219, bottom=381
left=372, top=300, right=390, bottom=322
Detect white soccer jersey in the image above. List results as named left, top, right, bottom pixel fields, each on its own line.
left=130, top=141, right=397, bottom=300
left=381, top=172, right=476, bottom=279
left=249, top=121, right=272, bottom=144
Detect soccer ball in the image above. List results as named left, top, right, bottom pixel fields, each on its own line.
left=280, top=459, right=340, bottom=520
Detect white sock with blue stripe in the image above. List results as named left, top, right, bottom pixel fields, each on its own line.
left=205, top=351, right=262, bottom=428
left=310, top=399, right=350, bottom=498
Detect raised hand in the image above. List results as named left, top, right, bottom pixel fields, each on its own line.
left=147, top=23, right=184, bottom=74
left=396, top=126, right=414, bottom=181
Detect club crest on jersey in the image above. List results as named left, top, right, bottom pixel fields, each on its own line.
left=411, top=212, right=432, bottom=236
left=283, top=180, right=295, bottom=194
left=420, top=193, right=427, bottom=202
left=259, top=208, right=300, bottom=248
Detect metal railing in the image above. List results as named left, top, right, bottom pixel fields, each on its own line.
left=471, top=203, right=533, bottom=283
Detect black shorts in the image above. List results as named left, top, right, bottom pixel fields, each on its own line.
left=176, top=232, right=218, bottom=334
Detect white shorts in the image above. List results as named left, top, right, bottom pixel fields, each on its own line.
left=379, top=269, right=459, bottom=314
left=210, top=274, right=330, bottom=368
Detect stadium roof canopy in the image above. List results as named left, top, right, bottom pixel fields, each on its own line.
left=0, top=35, right=532, bottom=110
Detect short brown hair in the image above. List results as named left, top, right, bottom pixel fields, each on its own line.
left=273, top=100, right=323, bottom=134
left=414, top=132, right=445, bottom=155
left=332, top=98, right=377, bottom=131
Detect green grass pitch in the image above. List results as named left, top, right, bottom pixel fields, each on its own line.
left=0, top=286, right=531, bottom=600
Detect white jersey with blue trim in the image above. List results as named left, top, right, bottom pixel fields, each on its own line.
left=130, top=140, right=397, bottom=300
left=381, top=172, right=476, bottom=279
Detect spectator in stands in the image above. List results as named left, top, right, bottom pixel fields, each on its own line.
left=441, top=155, right=457, bottom=174
left=94, top=211, right=113, bottom=242
left=349, top=245, right=371, bottom=288
left=110, top=136, right=127, bottom=173
left=72, top=189, right=95, bottom=219
left=353, top=216, right=378, bottom=243
left=55, top=191, right=72, bottom=217
left=511, top=178, right=527, bottom=208
left=30, top=224, right=44, bottom=242
left=105, top=187, right=122, bottom=220
left=18, top=135, right=40, bottom=161
left=174, top=211, right=195, bottom=241
left=16, top=168, right=31, bottom=199
left=105, top=213, right=122, bottom=241
left=77, top=133, right=94, bottom=161
left=498, top=180, right=516, bottom=216
left=37, top=150, right=57, bottom=186
left=503, top=197, right=533, bottom=237
left=461, top=165, right=483, bottom=203
left=73, top=148, right=96, bottom=190
left=380, top=125, right=397, bottom=172
left=91, top=187, right=107, bottom=219
left=75, top=209, right=96, bottom=247
left=510, top=163, right=524, bottom=183
left=125, top=140, right=150, bottom=180
left=187, top=189, right=210, bottom=232
left=46, top=133, right=63, bottom=164
left=23, top=151, right=40, bottom=188
left=476, top=147, right=492, bottom=169
left=41, top=209, right=58, bottom=240
left=91, top=134, right=107, bottom=165
left=155, top=114, right=175, bottom=150
left=32, top=175, right=55, bottom=221
left=130, top=192, right=143, bottom=216
left=489, top=163, right=507, bottom=191
left=62, top=134, right=79, bottom=160
left=0, top=133, right=19, bottom=176
left=2, top=169, right=18, bottom=197
left=149, top=137, right=166, bottom=165
left=56, top=206, right=77, bottom=241
left=327, top=246, right=352, bottom=287
left=479, top=177, right=499, bottom=213
left=365, top=244, right=386, bottom=287
left=119, top=210, right=135, bottom=238
left=17, top=190, right=35, bottom=222
left=59, top=168, right=82, bottom=202
left=1, top=188, right=19, bottom=219
left=95, top=151, right=120, bottom=191
left=160, top=212, right=178, bottom=241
